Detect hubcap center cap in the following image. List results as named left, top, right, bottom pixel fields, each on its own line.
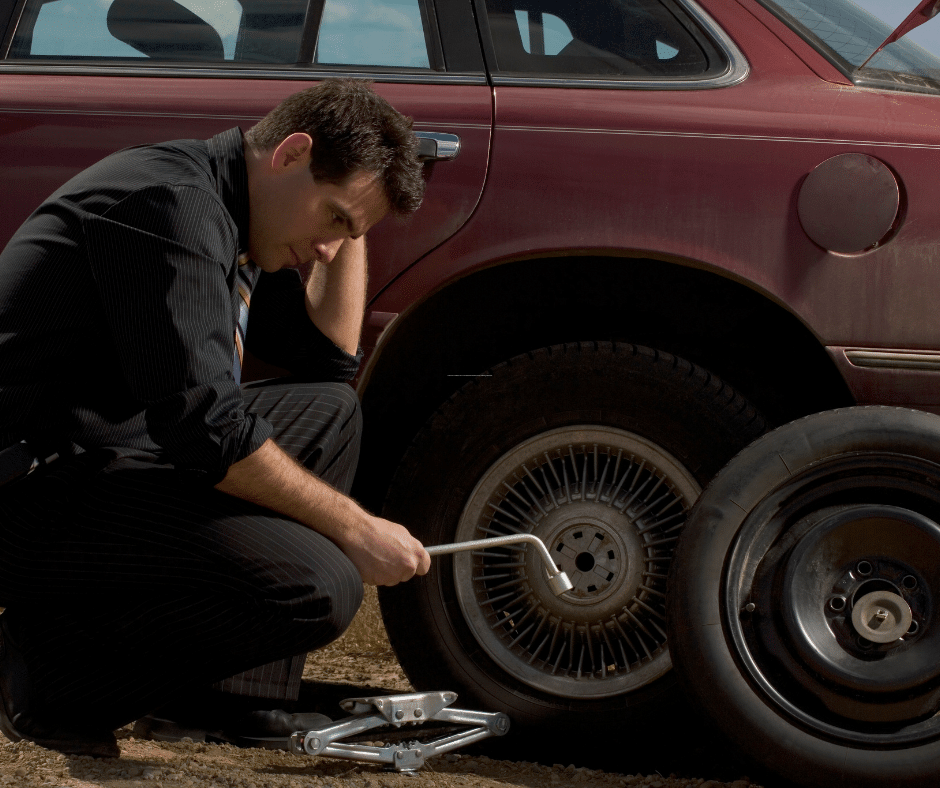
left=539, top=513, right=638, bottom=612
left=852, top=590, right=913, bottom=644
left=575, top=551, right=596, bottom=572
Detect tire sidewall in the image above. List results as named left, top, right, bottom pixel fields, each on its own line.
left=667, top=406, right=940, bottom=787
left=382, top=343, right=765, bottom=727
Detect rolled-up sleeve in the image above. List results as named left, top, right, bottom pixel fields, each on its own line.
left=245, top=269, right=362, bottom=381
left=83, top=183, right=270, bottom=482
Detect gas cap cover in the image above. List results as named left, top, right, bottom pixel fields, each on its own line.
left=797, top=153, right=900, bottom=254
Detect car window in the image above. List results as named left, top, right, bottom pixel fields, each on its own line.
left=758, top=0, right=940, bottom=92
left=481, top=0, right=721, bottom=77
left=8, top=0, right=307, bottom=62
left=7, top=0, right=434, bottom=68
left=315, top=0, right=432, bottom=68
left=28, top=0, right=228, bottom=58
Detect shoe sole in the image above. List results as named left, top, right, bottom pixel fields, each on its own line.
left=132, top=719, right=292, bottom=751
left=1, top=702, right=118, bottom=758
left=132, top=716, right=215, bottom=743
left=1, top=706, right=117, bottom=758
left=210, top=731, right=293, bottom=751
left=0, top=702, right=23, bottom=745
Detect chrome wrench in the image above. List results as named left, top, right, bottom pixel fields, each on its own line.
left=425, top=533, right=574, bottom=596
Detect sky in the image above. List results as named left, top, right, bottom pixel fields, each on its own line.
left=852, top=0, right=940, bottom=57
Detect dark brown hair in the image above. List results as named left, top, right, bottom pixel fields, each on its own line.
left=245, top=79, right=424, bottom=215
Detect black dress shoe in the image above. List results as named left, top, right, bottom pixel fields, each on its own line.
left=217, top=709, right=333, bottom=750
left=133, top=707, right=332, bottom=750
left=0, top=616, right=119, bottom=758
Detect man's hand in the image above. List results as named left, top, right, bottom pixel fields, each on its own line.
left=216, top=439, right=430, bottom=586
left=334, top=514, right=431, bottom=586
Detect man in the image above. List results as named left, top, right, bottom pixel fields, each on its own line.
left=0, top=78, right=431, bottom=758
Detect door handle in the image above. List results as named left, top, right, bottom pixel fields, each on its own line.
left=415, top=131, right=461, bottom=161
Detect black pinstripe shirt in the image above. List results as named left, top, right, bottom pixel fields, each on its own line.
left=0, top=128, right=359, bottom=483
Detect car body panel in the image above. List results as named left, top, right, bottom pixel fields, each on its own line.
left=366, top=0, right=940, bottom=407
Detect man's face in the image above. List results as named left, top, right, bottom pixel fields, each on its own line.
left=248, top=136, right=391, bottom=273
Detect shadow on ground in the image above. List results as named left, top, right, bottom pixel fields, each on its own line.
left=297, top=679, right=798, bottom=787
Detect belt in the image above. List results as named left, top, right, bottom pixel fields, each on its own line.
left=0, top=441, right=60, bottom=488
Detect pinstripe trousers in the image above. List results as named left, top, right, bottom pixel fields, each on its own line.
left=0, top=379, right=364, bottom=731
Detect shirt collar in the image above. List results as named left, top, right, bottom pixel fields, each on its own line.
left=207, top=127, right=250, bottom=255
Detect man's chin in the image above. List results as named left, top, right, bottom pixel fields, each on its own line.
left=254, top=258, right=285, bottom=273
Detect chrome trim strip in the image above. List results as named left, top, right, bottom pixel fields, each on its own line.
left=0, top=62, right=488, bottom=85
left=492, top=125, right=940, bottom=151
left=0, top=101, right=492, bottom=128
left=491, top=0, right=748, bottom=91
left=845, top=350, right=940, bottom=371
left=852, top=73, right=940, bottom=98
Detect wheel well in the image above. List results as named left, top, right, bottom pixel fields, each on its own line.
left=353, top=256, right=853, bottom=511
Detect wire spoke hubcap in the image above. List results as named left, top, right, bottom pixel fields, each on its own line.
left=454, top=426, right=700, bottom=699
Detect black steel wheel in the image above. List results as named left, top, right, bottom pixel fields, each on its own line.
left=380, top=342, right=765, bottom=732
left=667, top=407, right=940, bottom=788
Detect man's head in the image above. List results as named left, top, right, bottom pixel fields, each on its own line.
left=244, top=79, right=425, bottom=271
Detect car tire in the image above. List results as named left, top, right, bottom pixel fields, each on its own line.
left=379, top=341, right=766, bottom=733
left=666, top=406, right=940, bottom=788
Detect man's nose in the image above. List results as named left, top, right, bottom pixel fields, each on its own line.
left=313, top=237, right=345, bottom=263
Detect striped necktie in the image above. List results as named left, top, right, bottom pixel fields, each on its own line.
left=233, top=253, right=258, bottom=384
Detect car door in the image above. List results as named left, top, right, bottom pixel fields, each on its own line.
left=0, top=0, right=491, bottom=348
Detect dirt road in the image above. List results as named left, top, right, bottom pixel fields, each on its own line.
left=0, top=590, right=766, bottom=788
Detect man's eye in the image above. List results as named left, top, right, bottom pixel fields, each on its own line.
left=332, top=212, right=343, bottom=224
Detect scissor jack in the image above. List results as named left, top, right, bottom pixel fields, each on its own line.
left=288, top=690, right=509, bottom=771
left=288, top=534, right=572, bottom=772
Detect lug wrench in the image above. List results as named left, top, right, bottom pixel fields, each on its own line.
left=425, top=533, right=574, bottom=596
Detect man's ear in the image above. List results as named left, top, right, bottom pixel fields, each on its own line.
left=270, top=132, right=313, bottom=172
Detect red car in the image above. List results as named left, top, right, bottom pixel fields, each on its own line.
left=2, top=0, right=940, bottom=784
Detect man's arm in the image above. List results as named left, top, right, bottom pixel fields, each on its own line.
left=216, top=438, right=430, bottom=586
left=304, top=236, right=367, bottom=356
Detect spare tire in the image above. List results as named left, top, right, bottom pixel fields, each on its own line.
left=667, top=406, right=940, bottom=788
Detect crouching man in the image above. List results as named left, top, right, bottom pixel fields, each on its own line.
left=0, top=78, right=430, bottom=757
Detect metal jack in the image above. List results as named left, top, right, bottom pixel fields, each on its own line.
left=289, top=691, right=509, bottom=772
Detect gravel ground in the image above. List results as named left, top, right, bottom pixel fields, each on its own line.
left=0, top=590, right=768, bottom=788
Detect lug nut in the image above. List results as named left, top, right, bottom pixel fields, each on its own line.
left=828, top=596, right=847, bottom=612
left=855, top=561, right=873, bottom=577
